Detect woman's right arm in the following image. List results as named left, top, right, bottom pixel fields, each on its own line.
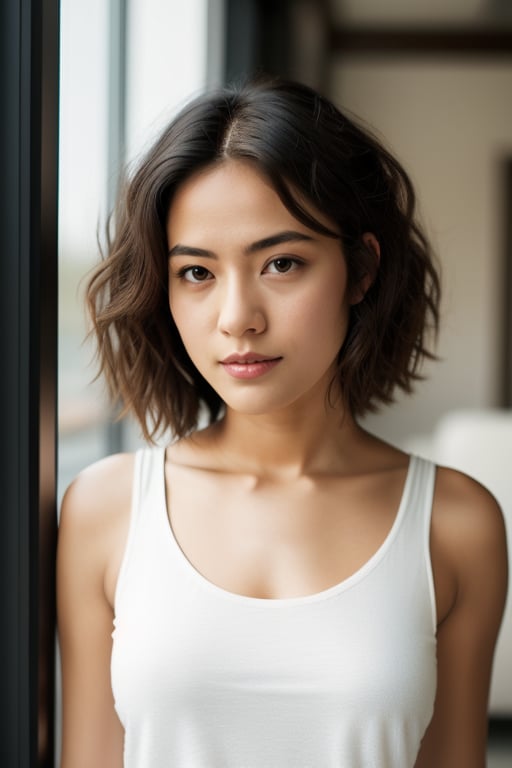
left=57, top=454, right=134, bottom=768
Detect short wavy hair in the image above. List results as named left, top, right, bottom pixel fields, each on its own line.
left=86, top=77, right=440, bottom=441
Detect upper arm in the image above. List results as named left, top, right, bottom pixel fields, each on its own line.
left=57, top=454, right=134, bottom=768
left=415, top=469, right=508, bottom=768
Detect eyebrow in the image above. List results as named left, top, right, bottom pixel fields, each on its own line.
left=168, top=230, right=315, bottom=258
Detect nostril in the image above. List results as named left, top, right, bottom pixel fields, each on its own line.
left=217, top=305, right=266, bottom=337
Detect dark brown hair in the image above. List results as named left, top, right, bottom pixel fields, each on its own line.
left=86, top=77, right=440, bottom=441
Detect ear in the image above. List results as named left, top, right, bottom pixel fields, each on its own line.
left=350, top=233, right=381, bottom=305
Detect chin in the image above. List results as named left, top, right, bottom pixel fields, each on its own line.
left=220, top=392, right=285, bottom=416
left=224, top=401, right=280, bottom=417
left=222, top=389, right=314, bottom=417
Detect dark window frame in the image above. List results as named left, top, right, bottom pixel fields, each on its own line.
left=0, top=0, right=59, bottom=765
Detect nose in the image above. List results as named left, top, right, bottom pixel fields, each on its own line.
left=217, top=277, right=266, bottom=337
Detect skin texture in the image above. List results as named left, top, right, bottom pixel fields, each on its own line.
left=167, top=161, right=352, bottom=420
left=57, top=160, right=508, bottom=767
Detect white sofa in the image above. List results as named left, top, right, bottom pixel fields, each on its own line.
left=410, top=409, right=511, bottom=715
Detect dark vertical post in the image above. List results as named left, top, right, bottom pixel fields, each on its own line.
left=224, top=0, right=297, bottom=83
left=0, top=0, right=59, bottom=765
left=224, top=0, right=260, bottom=82
left=223, top=0, right=330, bottom=88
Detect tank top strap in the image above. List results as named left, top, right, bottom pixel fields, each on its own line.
left=404, top=455, right=436, bottom=539
left=398, top=455, right=437, bottom=632
left=114, top=446, right=167, bottom=612
left=137, top=446, right=167, bottom=512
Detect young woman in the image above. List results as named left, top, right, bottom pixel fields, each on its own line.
left=57, top=78, right=507, bottom=768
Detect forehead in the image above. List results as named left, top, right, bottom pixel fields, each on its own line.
left=166, top=160, right=337, bottom=246
left=168, top=160, right=284, bottom=221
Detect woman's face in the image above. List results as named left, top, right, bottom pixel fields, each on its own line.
left=167, top=160, right=352, bottom=417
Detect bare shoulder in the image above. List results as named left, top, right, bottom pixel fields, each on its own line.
left=59, top=452, right=136, bottom=607
left=414, top=465, right=508, bottom=766
left=61, top=452, right=135, bottom=520
left=60, top=452, right=135, bottom=553
left=431, top=465, right=508, bottom=618
left=58, top=453, right=135, bottom=765
left=432, top=466, right=507, bottom=556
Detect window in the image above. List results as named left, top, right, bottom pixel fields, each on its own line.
left=57, top=3, right=223, bottom=760
left=58, top=0, right=223, bottom=501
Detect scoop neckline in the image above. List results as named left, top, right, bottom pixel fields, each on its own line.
left=159, top=448, right=417, bottom=607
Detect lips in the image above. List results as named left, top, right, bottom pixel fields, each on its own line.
left=219, top=353, right=282, bottom=380
left=220, top=352, right=281, bottom=365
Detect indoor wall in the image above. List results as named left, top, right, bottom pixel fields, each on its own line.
left=326, top=1, right=512, bottom=447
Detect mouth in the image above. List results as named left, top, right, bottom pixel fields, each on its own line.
left=219, top=354, right=283, bottom=380
left=220, top=353, right=282, bottom=365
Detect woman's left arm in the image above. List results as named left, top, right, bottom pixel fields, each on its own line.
left=415, top=469, right=508, bottom=768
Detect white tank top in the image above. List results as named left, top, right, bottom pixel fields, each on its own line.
left=111, top=448, right=437, bottom=768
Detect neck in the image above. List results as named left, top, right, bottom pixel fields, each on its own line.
left=208, top=396, right=366, bottom=480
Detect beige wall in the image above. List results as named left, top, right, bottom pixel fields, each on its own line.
left=331, top=0, right=497, bottom=26
left=328, top=59, right=512, bottom=445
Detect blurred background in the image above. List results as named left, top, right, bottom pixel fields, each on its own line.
left=58, top=0, right=511, bottom=763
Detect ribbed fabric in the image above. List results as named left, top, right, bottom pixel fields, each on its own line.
left=111, top=448, right=437, bottom=767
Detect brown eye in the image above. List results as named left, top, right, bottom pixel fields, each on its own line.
left=182, top=266, right=212, bottom=283
left=274, top=258, right=292, bottom=273
left=266, top=257, right=301, bottom=274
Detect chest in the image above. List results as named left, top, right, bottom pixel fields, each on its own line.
left=111, top=450, right=438, bottom=766
left=112, top=528, right=437, bottom=760
left=165, top=468, right=403, bottom=600
left=115, top=583, right=435, bottom=706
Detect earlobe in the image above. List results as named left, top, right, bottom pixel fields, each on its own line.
left=350, top=233, right=381, bottom=305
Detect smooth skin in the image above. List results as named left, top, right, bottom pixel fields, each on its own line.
left=57, top=160, right=508, bottom=767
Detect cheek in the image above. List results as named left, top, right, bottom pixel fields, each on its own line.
left=288, top=281, right=349, bottom=346
left=168, top=295, right=194, bottom=351
left=169, top=294, right=214, bottom=365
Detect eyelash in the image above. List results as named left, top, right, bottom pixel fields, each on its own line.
left=264, top=257, right=303, bottom=275
left=174, top=257, right=304, bottom=284
left=175, top=265, right=213, bottom=283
